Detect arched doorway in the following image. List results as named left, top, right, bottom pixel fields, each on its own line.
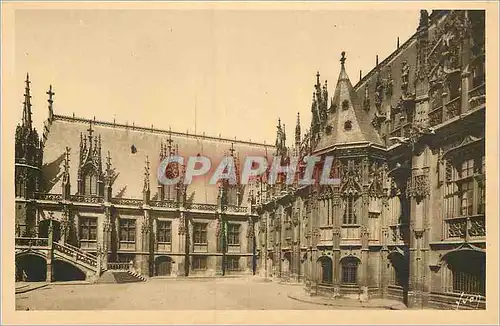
left=53, top=260, right=86, bottom=281
left=388, top=252, right=409, bottom=305
left=282, top=252, right=291, bottom=281
left=266, top=252, right=274, bottom=278
left=16, top=253, right=47, bottom=282
left=38, top=220, right=61, bottom=242
left=317, top=256, right=333, bottom=284
left=155, top=256, right=172, bottom=276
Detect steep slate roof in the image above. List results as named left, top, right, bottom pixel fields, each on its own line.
left=353, top=35, right=418, bottom=121
left=315, top=52, right=383, bottom=152
left=42, top=115, right=274, bottom=204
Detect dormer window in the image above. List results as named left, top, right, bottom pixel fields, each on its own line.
left=344, top=120, right=352, bottom=131
left=342, top=100, right=350, bottom=110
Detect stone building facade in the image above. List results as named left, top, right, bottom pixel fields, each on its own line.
left=14, top=9, right=486, bottom=310
left=254, top=10, right=486, bottom=309
left=15, top=78, right=272, bottom=281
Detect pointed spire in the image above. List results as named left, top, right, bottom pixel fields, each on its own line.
left=46, top=85, right=55, bottom=121
left=359, top=70, right=362, bottom=81
left=63, top=147, right=71, bottom=180
left=338, top=51, right=349, bottom=81
left=159, top=141, right=165, bottom=160
left=340, top=51, right=346, bottom=66
left=313, top=50, right=383, bottom=150
left=98, top=134, right=102, bottom=162
left=397, top=36, right=400, bottom=49
left=295, top=112, right=301, bottom=145
left=229, top=142, right=235, bottom=157
left=106, top=151, right=112, bottom=176
left=23, top=73, right=33, bottom=129
left=167, top=133, right=174, bottom=156
left=376, top=55, right=379, bottom=66
left=316, top=71, right=320, bottom=85
left=143, top=156, right=150, bottom=193
left=87, top=122, right=94, bottom=150
left=62, top=146, right=71, bottom=199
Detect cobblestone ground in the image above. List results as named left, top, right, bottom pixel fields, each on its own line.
left=16, top=277, right=362, bottom=310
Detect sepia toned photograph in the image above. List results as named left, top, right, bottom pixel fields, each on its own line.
left=2, top=2, right=498, bottom=324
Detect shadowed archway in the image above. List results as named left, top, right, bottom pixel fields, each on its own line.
left=154, top=256, right=172, bottom=276
left=16, top=253, right=47, bottom=282
left=53, top=260, right=87, bottom=281
left=388, top=251, right=409, bottom=305
left=442, top=249, right=485, bottom=296
left=317, top=256, right=333, bottom=284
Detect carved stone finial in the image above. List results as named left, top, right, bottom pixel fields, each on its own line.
left=340, top=51, right=346, bottom=66
left=46, top=85, right=55, bottom=119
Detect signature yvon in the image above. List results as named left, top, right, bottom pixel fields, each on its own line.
left=455, top=292, right=483, bottom=310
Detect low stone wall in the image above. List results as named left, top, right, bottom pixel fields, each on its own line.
left=429, top=291, right=486, bottom=310
left=387, top=285, right=404, bottom=302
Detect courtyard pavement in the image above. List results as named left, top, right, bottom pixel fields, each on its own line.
left=15, top=277, right=398, bottom=310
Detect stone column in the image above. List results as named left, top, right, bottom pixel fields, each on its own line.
left=111, top=214, right=119, bottom=263
left=46, top=219, right=54, bottom=282
left=332, top=191, right=341, bottom=296
left=140, top=208, right=151, bottom=276
left=407, top=168, right=424, bottom=308
left=246, top=216, right=255, bottom=275
left=151, top=215, right=157, bottom=277
left=360, top=187, right=370, bottom=300
left=102, top=205, right=112, bottom=270
left=135, top=214, right=143, bottom=273
left=178, top=208, right=188, bottom=276
left=60, top=207, right=69, bottom=246
left=460, top=18, right=472, bottom=115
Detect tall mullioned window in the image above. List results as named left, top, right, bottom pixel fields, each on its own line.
left=119, top=219, right=136, bottom=242
left=192, top=256, right=207, bottom=270
left=157, top=220, right=172, bottom=243
left=343, top=196, right=356, bottom=225
left=457, top=159, right=475, bottom=217
left=193, top=223, right=207, bottom=244
left=226, top=256, right=240, bottom=271
left=227, top=224, right=240, bottom=245
left=341, top=257, right=359, bottom=284
left=84, top=171, right=98, bottom=196
left=79, top=217, right=97, bottom=241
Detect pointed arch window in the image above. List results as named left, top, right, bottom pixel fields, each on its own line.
left=84, top=170, right=98, bottom=196
left=343, top=196, right=356, bottom=225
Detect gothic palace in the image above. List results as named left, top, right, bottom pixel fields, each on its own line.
left=15, top=10, right=486, bottom=309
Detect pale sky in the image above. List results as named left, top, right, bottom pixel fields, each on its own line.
left=14, top=9, right=420, bottom=145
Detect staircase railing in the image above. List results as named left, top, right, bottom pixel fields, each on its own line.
left=15, top=237, right=49, bottom=247
left=53, top=242, right=98, bottom=270
left=107, top=262, right=131, bottom=271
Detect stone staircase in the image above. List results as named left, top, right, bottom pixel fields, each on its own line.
left=98, top=269, right=147, bottom=284
left=16, top=236, right=147, bottom=284
left=53, top=242, right=99, bottom=274
left=113, top=270, right=147, bottom=283
left=53, top=243, right=147, bottom=283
